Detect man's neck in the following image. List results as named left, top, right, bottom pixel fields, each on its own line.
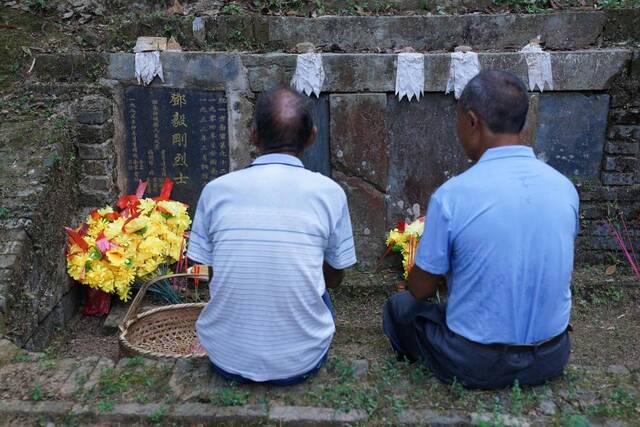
left=260, top=149, right=304, bottom=160
left=478, top=134, right=521, bottom=158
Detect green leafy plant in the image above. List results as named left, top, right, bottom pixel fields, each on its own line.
left=314, top=0, right=326, bottom=15
left=29, top=385, right=42, bottom=401
left=27, top=0, right=49, bottom=13
left=150, top=405, right=168, bottom=424
left=222, top=2, right=246, bottom=15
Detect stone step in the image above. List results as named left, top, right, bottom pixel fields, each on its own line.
left=0, top=353, right=635, bottom=425
left=105, top=10, right=639, bottom=53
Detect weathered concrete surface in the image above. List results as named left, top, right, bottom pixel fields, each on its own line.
left=397, top=409, right=470, bottom=425
left=268, top=406, right=369, bottom=425
left=534, top=93, right=610, bottom=179
left=330, top=94, right=388, bottom=190
left=603, top=9, right=640, bottom=44
left=386, top=94, right=469, bottom=223
left=264, top=12, right=607, bottom=52
left=333, top=172, right=386, bottom=268
left=244, top=50, right=632, bottom=93
left=198, top=11, right=640, bottom=53
left=107, top=52, right=236, bottom=90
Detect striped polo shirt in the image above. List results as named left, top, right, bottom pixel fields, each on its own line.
left=187, top=153, right=357, bottom=381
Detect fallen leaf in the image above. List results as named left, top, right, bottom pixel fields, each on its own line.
left=164, top=0, right=184, bottom=17
left=62, top=10, right=74, bottom=19
left=605, top=265, right=617, bottom=276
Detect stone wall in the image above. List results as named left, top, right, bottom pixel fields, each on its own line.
left=0, top=89, right=85, bottom=349
left=25, top=12, right=640, bottom=272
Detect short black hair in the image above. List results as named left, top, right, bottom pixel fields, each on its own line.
left=254, top=88, right=314, bottom=153
left=458, top=70, right=529, bottom=134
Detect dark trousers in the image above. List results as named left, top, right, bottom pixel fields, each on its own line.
left=383, top=291, right=570, bottom=390
left=211, top=290, right=334, bottom=386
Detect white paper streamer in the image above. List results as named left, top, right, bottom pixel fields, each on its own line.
left=395, top=53, right=425, bottom=102
left=135, top=51, right=164, bottom=86
left=445, top=51, right=480, bottom=99
left=521, top=43, right=554, bottom=92
left=290, top=53, right=325, bottom=97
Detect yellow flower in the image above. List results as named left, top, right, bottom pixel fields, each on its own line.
left=106, top=247, right=128, bottom=267
left=122, top=216, right=148, bottom=234
left=66, top=195, right=192, bottom=302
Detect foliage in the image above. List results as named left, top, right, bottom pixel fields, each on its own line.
left=222, top=2, right=246, bottom=15
left=254, top=0, right=305, bottom=14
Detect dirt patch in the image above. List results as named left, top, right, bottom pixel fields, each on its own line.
left=47, top=314, right=119, bottom=361
left=46, top=265, right=640, bottom=370
left=570, top=268, right=640, bottom=369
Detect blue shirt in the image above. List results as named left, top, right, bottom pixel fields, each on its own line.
left=415, top=145, right=579, bottom=345
left=187, top=154, right=356, bottom=381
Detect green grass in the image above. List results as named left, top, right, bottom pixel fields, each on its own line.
left=209, top=385, right=250, bottom=406
left=96, top=399, right=115, bottom=413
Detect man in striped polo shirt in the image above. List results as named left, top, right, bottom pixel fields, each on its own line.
left=187, top=88, right=357, bottom=385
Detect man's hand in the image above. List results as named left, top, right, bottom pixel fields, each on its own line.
left=323, top=261, right=345, bottom=289
left=407, top=265, right=443, bottom=300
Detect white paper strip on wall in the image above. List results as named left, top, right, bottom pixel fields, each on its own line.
left=395, top=52, right=425, bottom=102
left=445, top=51, right=480, bottom=99
left=290, top=53, right=325, bottom=97
left=521, top=42, right=554, bottom=92
left=135, top=51, right=164, bottom=86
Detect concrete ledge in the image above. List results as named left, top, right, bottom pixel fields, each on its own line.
left=268, top=406, right=369, bottom=425
left=101, top=49, right=632, bottom=93
left=107, top=52, right=242, bottom=89
left=0, top=401, right=371, bottom=426
left=243, top=50, right=632, bottom=92
left=397, top=409, right=471, bottom=426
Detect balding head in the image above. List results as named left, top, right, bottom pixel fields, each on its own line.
left=254, top=88, right=315, bottom=154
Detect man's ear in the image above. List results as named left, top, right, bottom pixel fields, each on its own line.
left=304, top=126, right=318, bottom=150
left=467, top=110, right=479, bottom=131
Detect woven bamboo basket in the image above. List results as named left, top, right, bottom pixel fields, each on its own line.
left=118, top=272, right=209, bottom=359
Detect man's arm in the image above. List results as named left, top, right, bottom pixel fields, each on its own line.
left=409, top=194, right=451, bottom=298
left=323, top=261, right=345, bottom=289
left=407, top=266, right=442, bottom=300
left=323, top=196, right=357, bottom=289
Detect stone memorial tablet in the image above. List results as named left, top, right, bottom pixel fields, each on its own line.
left=123, top=86, right=229, bottom=210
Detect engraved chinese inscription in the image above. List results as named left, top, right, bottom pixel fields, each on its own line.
left=123, top=86, right=229, bottom=210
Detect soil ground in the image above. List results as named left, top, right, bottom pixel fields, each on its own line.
left=49, top=265, right=640, bottom=369
left=14, top=264, right=637, bottom=426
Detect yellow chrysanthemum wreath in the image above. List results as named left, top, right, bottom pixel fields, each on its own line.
left=65, top=179, right=191, bottom=301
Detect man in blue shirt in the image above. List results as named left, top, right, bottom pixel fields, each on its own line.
left=383, top=70, right=579, bottom=389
